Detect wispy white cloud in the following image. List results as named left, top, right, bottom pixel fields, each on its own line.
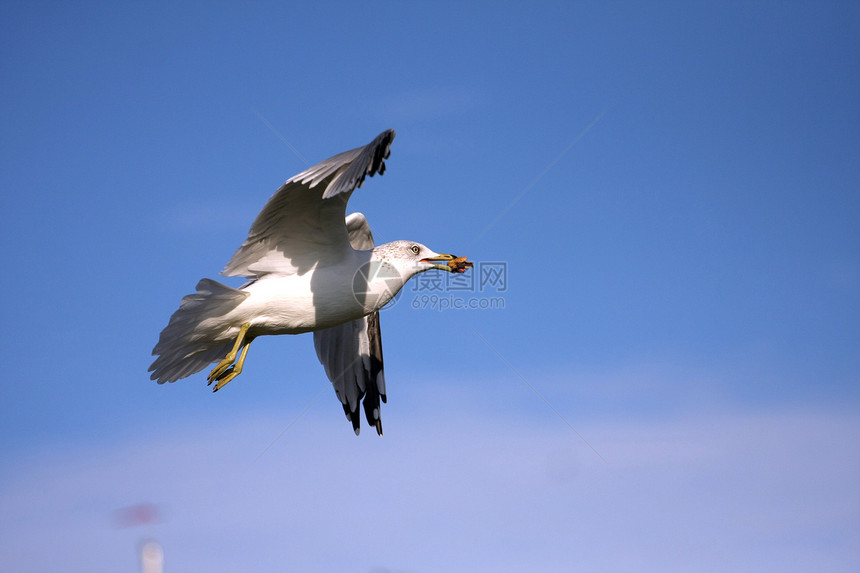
left=1, top=405, right=857, bottom=573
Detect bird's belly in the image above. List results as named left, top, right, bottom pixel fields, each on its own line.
left=230, top=272, right=369, bottom=336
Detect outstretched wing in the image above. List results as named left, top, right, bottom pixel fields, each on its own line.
left=222, top=129, right=395, bottom=278
left=313, top=212, right=387, bottom=436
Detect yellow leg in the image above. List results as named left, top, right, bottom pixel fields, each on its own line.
left=207, top=322, right=251, bottom=385
left=212, top=337, right=251, bottom=392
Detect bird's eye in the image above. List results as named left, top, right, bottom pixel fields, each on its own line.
left=411, top=245, right=420, bottom=255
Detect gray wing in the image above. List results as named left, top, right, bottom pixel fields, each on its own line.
left=313, top=212, right=387, bottom=436
left=222, top=129, right=395, bottom=278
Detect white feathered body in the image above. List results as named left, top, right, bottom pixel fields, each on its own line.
left=215, top=249, right=407, bottom=338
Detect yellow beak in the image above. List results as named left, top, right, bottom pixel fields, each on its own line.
left=420, top=254, right=473, bottom=273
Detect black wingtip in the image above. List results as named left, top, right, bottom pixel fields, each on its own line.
left=322, top=129, right=397, bottom=199
left=344, top=404, right=361, bottom=435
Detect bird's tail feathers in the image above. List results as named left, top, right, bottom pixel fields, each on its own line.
left=149, top=279, right=248, bottom=383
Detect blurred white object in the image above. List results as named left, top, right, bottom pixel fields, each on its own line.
left=139, top=540, right=163, bottom=573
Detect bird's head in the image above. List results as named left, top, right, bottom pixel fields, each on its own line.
left=373, top=240, right=473, bottom=279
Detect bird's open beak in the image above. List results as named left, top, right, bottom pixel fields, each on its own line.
left=420, top=254, right=473, bottom=273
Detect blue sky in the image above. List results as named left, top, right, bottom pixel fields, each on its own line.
left=1, top=1, right=858, bottom=571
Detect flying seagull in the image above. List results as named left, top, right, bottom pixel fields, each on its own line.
left=149, top=130, right=471, bottom=435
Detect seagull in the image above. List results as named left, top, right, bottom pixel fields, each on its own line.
left=149, top=130, right=471, bottom=435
